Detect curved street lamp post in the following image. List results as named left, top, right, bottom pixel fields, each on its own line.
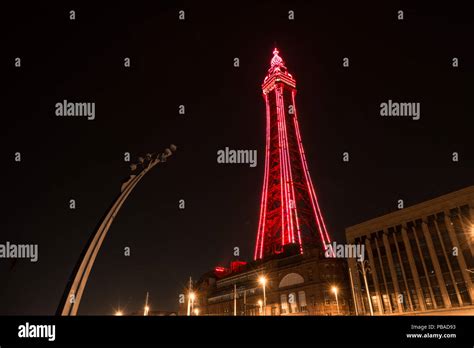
left=57, top=145, right=177, bottom=316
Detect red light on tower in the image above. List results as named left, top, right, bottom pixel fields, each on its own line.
left=254, top=48, right=332, bottom=260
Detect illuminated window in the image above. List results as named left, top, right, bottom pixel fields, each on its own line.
left=298, top=291, right=307, bottom=312
left=324, top=291, right=331, bottom=305
left=280, top=294, right=288, bottom=314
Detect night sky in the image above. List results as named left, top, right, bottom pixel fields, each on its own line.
left=2, top=2, right=472, bottom=315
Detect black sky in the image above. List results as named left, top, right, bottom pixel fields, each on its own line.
left=1, top=1, right=473, bottom=315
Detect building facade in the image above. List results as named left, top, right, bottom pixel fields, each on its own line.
left=183, top=246, right=351, bottom=316
left=346, top=186, right=474, bottom=315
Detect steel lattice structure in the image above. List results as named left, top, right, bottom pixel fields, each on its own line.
left=254, top=48, right=331, bottom=260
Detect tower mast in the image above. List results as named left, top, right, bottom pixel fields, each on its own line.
left=254, top=48, right=332, bottom=260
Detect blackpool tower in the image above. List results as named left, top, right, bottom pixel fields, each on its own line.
left=254, top=48, right=332, bottom=260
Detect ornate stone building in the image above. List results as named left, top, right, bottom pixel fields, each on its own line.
left=346, top=186, right=474, bottom=315
left=180, top=245, right=351, bottom=316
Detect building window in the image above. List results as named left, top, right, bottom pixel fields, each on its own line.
left=280, top=294, right=288, bottom=314
left=371, top=295, right=379, bottom=313
left=298, top=291, right=307, bottom=312
left=308, top=268, right=313, bottom=281
left=324, top=291, right=331, bottom=305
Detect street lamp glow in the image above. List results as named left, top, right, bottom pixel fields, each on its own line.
left=187, top=290, right=196, bottom=316
left=143, top=292, right=150, bottom=316
left=331, top=285, right=340, bottom=315
left=258, top=276, right=267, bottom=315
left=194, top=308, right=200, bottom=316
left=115, top=310, right=123, bottom=316
left=189, top=292, right=196, bottom=314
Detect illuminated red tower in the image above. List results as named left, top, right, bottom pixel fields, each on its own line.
left=254, top=48, right=332, bottom=260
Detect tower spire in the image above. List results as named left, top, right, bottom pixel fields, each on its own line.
left=268, top=47, right=286, bottom=74
left=255, top=48, right=332, bottom=260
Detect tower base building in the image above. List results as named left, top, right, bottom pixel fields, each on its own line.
left=180, top=245, right=351, bottom=316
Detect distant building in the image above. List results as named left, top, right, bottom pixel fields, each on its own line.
left=346, top=186, right=474, bottom=315
left=179, top=245, right=351, bottom=316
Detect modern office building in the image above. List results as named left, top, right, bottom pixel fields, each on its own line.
left=346, top=186, right=474, bottom=315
